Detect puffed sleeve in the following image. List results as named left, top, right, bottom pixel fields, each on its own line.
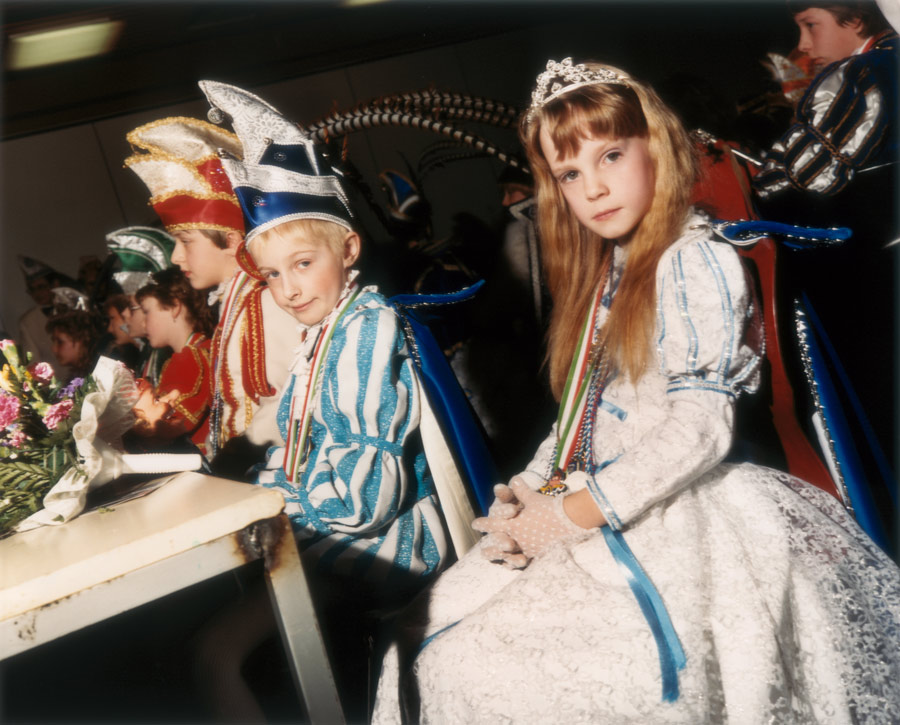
left=754, top=54, right=890, bottom=197
left=273, top=306, right=423, bottom=540
left=573, top=238, right=761, bottom=530
left=154, top=339, right=212, bottom=441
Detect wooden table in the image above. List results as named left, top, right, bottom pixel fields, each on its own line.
left=0, top=471, right=344, bottom=723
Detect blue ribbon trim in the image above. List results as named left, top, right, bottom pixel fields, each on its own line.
left=234, top=187, right=352, bottom=234
left=388, top=281, right=498, bottom=514
left=712, top=219, right=852, bottom=249
left=602, top=526, right=686, bottom=702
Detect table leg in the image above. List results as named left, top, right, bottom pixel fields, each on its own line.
left=255, top=515, right=345, bottom=725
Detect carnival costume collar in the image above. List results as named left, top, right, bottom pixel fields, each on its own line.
left=208, top=279, right=228, bottom=307
left=296, top=269, right=363, bottom=342
left=526, top=57, right=631, bottom=125
left=198, top=81, right=354, bottom=245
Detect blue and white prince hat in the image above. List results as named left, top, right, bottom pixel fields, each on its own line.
left=198, top=81, right=354, bottom=245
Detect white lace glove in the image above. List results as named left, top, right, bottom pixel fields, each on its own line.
left=474, top=478, right=588, bottom=564
left=478, top=481, right=528, bottom=568
left=488, top=481, right=523, bottom=518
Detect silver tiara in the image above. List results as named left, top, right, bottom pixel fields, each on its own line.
left=526, top=58, right=630, bottom=125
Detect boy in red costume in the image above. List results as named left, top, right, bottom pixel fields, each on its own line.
left=126, top=117, right=301, bottom=477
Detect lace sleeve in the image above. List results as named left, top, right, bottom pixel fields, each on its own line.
left=576, top=238, right=761, bottom=530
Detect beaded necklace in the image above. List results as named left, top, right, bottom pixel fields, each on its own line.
left=540, top=275, right=612, bottom=495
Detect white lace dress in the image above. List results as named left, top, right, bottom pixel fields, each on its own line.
left=372, top=217, right=900, bottom=724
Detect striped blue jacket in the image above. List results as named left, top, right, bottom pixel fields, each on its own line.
left=256, top=289, right=449, bottom=587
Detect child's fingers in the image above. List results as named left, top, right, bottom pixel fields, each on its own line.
left=472, top=515, right=505, bottom=534
left=481, top=532, right=518, bottom=552
left=509, top=478, right=544, bottom=504
left=489, top=502, right=521, bottom=519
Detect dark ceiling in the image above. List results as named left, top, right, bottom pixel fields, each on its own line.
left=0, top=1, right=542, bottom=140
left=1, top=1, right=802, bottom=142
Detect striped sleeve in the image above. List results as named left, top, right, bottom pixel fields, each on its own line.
left=754, top=42, right=895, bottom=197
left=292, top=305, right=423, bottom=538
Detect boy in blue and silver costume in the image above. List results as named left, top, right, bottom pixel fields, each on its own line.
left=199, top=80, right=487, bottom=592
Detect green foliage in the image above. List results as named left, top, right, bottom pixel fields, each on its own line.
left=0, top=340, right=92, bottom=537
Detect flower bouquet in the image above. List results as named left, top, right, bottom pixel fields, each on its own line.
left=1, top=340, right=200, bottom=536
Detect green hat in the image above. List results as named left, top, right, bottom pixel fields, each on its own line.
left=105, top=226, right=175, bottom=295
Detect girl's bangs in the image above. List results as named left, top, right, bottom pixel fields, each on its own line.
left=541, top=86, right=646, bottom=159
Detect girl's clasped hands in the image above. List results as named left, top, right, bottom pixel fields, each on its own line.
left=474, top=480, right=589, bottom=568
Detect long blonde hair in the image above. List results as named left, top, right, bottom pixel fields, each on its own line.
left=521, top=64, right=697, bottom=399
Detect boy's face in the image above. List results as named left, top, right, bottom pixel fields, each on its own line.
left=794, top=8, right=865, bottom=68
left=170, top=229, right=237, bottom=290
left=254, top=230, right=359, bottom=327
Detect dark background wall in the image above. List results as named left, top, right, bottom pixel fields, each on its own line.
left=1, top=1, right=799, bottom=331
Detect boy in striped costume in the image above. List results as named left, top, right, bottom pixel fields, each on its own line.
left=190, top=81, right=465, bottom=721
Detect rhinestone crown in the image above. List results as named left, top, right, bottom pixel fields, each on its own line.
left=526, top=57, right=630, bottom=125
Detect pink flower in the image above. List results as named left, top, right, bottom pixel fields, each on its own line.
left=7, top=429, right=27, bottom=448
left=0, top=339, right=14, bottom=350
left=29, top=362, right=54, bottom=384
left=0, top=392, right=20, bottom=429
left=43, top=398, right=74, bottom=430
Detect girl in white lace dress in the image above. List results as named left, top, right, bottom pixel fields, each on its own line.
left=372, top=58, right=900, bottom=724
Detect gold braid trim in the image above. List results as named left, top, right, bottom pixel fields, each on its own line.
left=165, top=222, right=243, bottom=233
left=241, top=285, right=276, bottom=404
left=150, top=188, right=241, bottom=205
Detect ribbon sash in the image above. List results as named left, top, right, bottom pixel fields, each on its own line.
left=553, top=278, right=687, bottom=702
left=283, top=283, right=361, bottom=482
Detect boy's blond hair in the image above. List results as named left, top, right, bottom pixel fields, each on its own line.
left=251, top=218, right=351, bottom=259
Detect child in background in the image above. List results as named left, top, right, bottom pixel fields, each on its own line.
left=46, top=311, right=99, bottom=383
left=125, top=118, right=301, bottom=478
left=105, top=226, right=178, bottom=387
left=129, top=267, right=214, bottom=454
left=372, top=58, right=900, bottom=723
left=102, top=294, right=142, bottom=373
left=753, top=1, right=898, bottom=548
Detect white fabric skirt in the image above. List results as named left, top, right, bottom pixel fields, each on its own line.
left=373, top=463, right=900, bottom=724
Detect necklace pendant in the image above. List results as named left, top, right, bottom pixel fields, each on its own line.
left=539, top=468, right=569, bottom=497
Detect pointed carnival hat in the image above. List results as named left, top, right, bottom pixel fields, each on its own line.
left=125, top=116, right=245, bottom=235
left=198, top=81, right=354, bottom=245
left=18, top=255, right=57, bottom=282
left=105, top=226, right=175, bottom=295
